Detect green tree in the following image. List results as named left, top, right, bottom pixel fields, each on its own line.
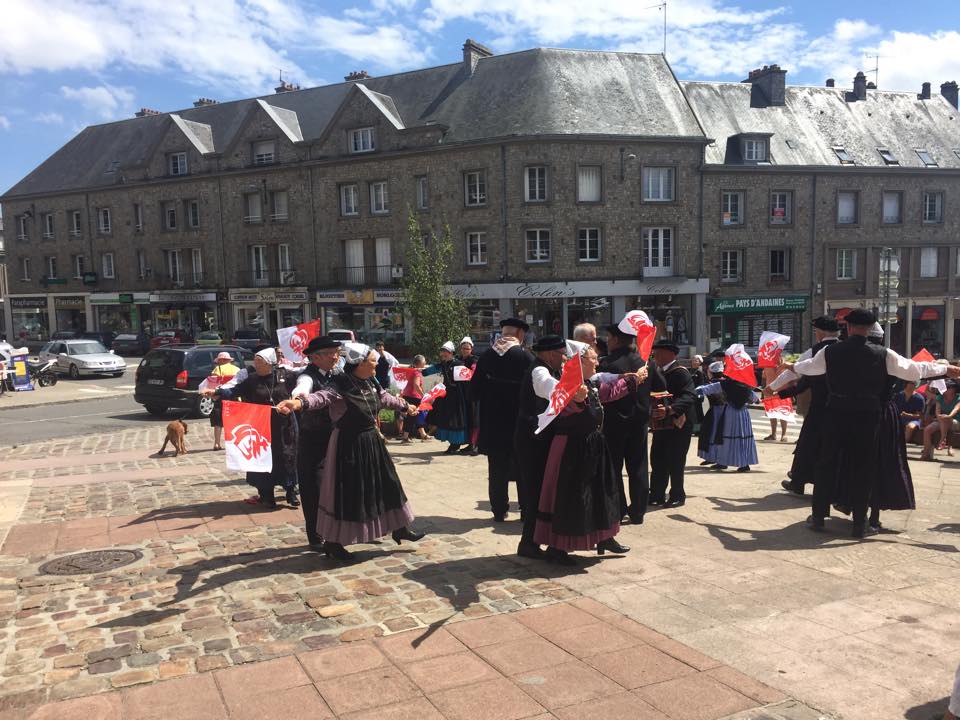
left=401, top=212, right=470, bottom=358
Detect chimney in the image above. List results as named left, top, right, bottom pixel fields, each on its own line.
left=852, top=71, right=867, bottom=101
left=918, top=82, right=931, bottom=100
left=134, top=108, right=161, bottom=117
left=462, top=38, right=493, bottom=76
left=274, top=80, right=300, bottom=93
left=344, top=70, right=371, bottom=82
left=193, top=97, right=218, bottom=107
left=941, top=80, right=959, bottom=109
left=741, top=64, right=787, bottom=107
left=825, top=78, right=835, bottom=88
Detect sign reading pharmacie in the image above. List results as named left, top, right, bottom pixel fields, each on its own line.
left=708, top=296, right=809, bottom=314
left=450, top=278, right=710, bottom=300
left=228, top=289, right=309, bottom=303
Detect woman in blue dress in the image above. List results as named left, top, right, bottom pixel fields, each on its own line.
left=696, top=376, right=758, bottom=472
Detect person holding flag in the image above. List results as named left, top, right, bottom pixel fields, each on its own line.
left=458, top=337, right=481, bottom=455
left=757, top=331, right=791, bottom=441
left=649, top=339, right=697, bottom=508
left=695, top=344, right=759, bottom=472
left=277, top=342, right=424, bottom=563
left=422, top=341, right=470, bottom=454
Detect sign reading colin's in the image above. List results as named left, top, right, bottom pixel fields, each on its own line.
left=709, top=296, right=808, bottom=314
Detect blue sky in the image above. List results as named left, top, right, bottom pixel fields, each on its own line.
left=2, top=0, right=959, bottom=198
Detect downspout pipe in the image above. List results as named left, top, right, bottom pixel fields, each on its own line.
left=500, top=144, right=508, bottom=282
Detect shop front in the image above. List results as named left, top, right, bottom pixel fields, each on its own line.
left=317, top=289, right=409, bottom=351
left=826, top=298, right=951, bottom=358
left=53, top=295, right=90, bottom=333
left=8, top=296, right=50, bottom=345
left=149, top=290, right=218, bottom=336
left=708, top=295, right=808, bottom=354
left=228, top=288, right=310, bottom=334
left=90, top=292, right=151, bottom=333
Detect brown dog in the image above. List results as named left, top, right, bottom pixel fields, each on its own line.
left=159, top=418, right=188, bottom=456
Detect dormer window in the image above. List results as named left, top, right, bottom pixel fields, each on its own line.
left=833, top=147, right=854, bottom=165
left=252, top=141, right=275, bottom=166
left=743, top=139, right=767, bottom=162
left=916, top=149, right=937, bottom=167
left=169, top=152, right=188, bottom=176
left=878, top=148, right=899, bottom=165
left=349, top=127, right=375, bottom=154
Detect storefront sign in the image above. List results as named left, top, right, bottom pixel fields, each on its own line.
left=90, top=292, right=150, bottom=305
left=452, top=278, right=709, bottom=300
left=708, top=296, right=808, bottom=314
left=346, top=290, right=375, bottom=305
left=227, top=289, right=307, bottom=303
left=54, top=296, right=86, bottom=310
left=374, top=289, right=403, bottom=303
left=118, top=293, right=134, bottom=304
left=9, top=297, right=47, bottom=309
left=316, top=291, right=348, bottom=304
left=149, top=292, right=217, bottom=303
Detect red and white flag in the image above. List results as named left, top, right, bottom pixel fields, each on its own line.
left=535, top=354, right=584, bottom=435
left=724, top=344, right=757, bottom=388
left=453, top=365, right=474, bottom=382
left=912, top=348, right=935, bottom=363
left=223, top=400, right=272, bottom=473
left=276, top=320, right=321, bottom=364
left=391, top=367, right=418, bottom=394
left=418, top=383, right=446, bottom=412
left=618, top=310, right=657, bottom=360
left=757, top=331, right=790, bottom=368
left=763, top=396, right=797, bottom=423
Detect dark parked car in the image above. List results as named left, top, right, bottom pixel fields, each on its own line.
left=134, top=345, right=253, bottom=418
left=112, top=332, right=151, bottom=356
left=230, top=326, right=272, bottom=351
left=82, top=330, right=117, bottom=348
left=150, top=328, right=193, bottom=349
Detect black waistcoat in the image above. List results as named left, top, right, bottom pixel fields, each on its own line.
left=300, top=364, right=336, bottom=433
left=824, top=335, right=888, bottom=411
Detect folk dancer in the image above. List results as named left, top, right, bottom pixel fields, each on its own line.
left=649, top=340, right=697, bottom=508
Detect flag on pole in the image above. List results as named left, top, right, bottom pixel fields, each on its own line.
left=757, top=331, right=790, bottom=368
left=763, top=396, right=797, bottom=423
left=418, top=383, right=446, bottom=412
left=452, top=365, right=474, bottom=382
left=618, top=310, right=657, bottom=360
left=724, top=344, right=757, bottom=388
left=276, top=320, right=322, bottom=364
left=535, top=354, right=584, bottom=434
left=223, top=400, right=272, bottom=473
left=391, top=367, right=418, bottom=394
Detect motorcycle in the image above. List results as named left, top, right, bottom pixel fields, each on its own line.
left=27, top=358, right=59, bottom=387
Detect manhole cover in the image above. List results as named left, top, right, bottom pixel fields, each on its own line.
left=39, top=549, right=143, bottom=576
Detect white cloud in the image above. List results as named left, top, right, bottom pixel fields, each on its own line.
left=309, top=17, right=429, bottom=69
left=0, top=115, right=10, bottom=130
left=34, top=112, right=65, bottom=125
left=60, top=84, right=135, bottom=120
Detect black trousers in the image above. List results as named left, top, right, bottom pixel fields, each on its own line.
left=297, top=429, right=330, bottom=544
left=813, top=410, right=879, bottom=525
left=487, top=449, right=517, bottom=517
left=606, top=423, right=649, bottom=519
left=650, top=428, right=693, bottom=503
left=517, top=432, right=551, bottom=546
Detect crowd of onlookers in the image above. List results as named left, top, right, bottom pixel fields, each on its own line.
left=895, top=374, right=960, bottom=460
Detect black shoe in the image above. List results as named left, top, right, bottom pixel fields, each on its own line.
left=285, top=489, right=300, bottom=507
left=307, top=542, right=326, bottom=553
left=493, top=512, right=507, bottom=522
left=597, top=538, right=630, bottom=555
left=468, top=446, right=479, bottom=456
left=322, top=541, right=353, bottom=563
left=736, top=466, right=751, bottom=473
left=648, top=498, right=664, bottom=507
left=806, top=515, right=825, bottom=532
left=260, top=495, right=278, bottom=510
left=851, top=523, right=865, bottom=539
left=544, top=547, right=577, bottom=566
left=710, top=464, right=728, bottom=471
left=445, top=444, right=461, bottom=455
left=628, top=513, right=644, bottom=525
left=664, top=498, right=685, bottom=508
left=699, top=460, right=712, bottom=466
left=517, top=542, right=545, bottom=559
left=781, top=480, right=804, bottom=496
left=391, top=526, right=425, bottom=545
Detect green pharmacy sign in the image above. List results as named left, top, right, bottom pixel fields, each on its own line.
left=709, top=296, right=808, bottom=314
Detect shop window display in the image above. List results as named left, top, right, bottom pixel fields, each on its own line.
left=513, top=299, right=563, bottom=346
left=12, top=305, right=50, bottom=343
left=625, top=295, right=691, bottom=347
left=566, top=296, right=611, bottom=337
left=467, top=300, right=500, bottom=347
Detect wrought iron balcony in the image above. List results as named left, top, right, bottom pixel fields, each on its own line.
left=238, top=268, right=300, bottom=287
left=155, top=272, right=208, bottom=289
left=326, top=265, right=402, bottom=288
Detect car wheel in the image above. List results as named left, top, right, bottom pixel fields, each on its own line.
left=195, top=394, right=215, bottom=418
left=68, top=364, right=80, bottom=379
left=144, top=404, right=167, bottom=416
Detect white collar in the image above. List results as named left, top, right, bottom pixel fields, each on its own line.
left=661, top=359, right=677, bottom=372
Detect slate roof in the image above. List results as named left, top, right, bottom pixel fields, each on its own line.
left=3, top=48, right=703, bottom=198
left=682, top=81, right=960, bottom=168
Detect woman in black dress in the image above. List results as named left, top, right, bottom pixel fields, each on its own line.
left=459, top=337, right=480, bottom=455
left=422, top=341, right=469, bottom=453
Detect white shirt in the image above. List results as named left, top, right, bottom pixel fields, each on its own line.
left=794, top=345, right=944, bottom=384
left=532, top=365, right=558, bottom=400
left=292, top=367, right=331, bottom=398
left=659, top=359, right=677, bottom=372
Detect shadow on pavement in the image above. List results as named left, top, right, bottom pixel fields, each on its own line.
left=903, top=696, right=949, bottom=719
left=929, top=523, right=960, bottom=534
left=707, top=493, right=811, bottom=513
left=415, top=514, right=522, bottom=538
left=115, top=499, right=284, bottom=527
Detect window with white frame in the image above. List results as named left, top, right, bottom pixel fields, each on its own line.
left=21, top=257, right=30, bottom=280
left=46, top=256, right=57, bottom=278
left=642, top=166, right=675, bottom=202
left=466, top=232, right=487, bottom=266
left=720, top=250, right=742, bottom=282
left=343, top=238, right=364, bottom=284
left=525, top=229, right=551, bottom=263
left=882, top=191, right=902, bottom=224
left=525, top=166, right=547, bottom=202
left=164, top=201, right=177, bottom=230
left=923, top=192, right=943, bottom=223
left=416, top=176, right=428, bottom=210
left=270, top=190, right=288, bottom=221
left=349, top=127, right=375, bottom=153
left=837, top=191, right=858, bottom=224
left=340, top=184, right=359, bottom=216
left=192, top=248, right=203, bottom=280
left=920, top=247, right=939, bottom=278
left=166, top=250, right=182, bottom=284
left=250, top=245, right=268, bottom=284
left=769, top=249, right=790, bottom=280
left=577, top=165, right=601, bottom=202
left=370, top=181, right=389, bottom=214
left=770, top=191, right=792, bottom=224
left=188, top=200, right=200, bottom=228
left=169, top=152, right=188, bottom=176
left=243, top=193, right=262, bottom=223
left=277, top=244, right=291, bottom=273
left=836, top=249, right=857, bottom=280
left=137, top=250, right=149, bottom=279
left=578, top=228, right=601, bottom=262
left=743, top=139, right=767, bottom=162
left=916, top=149, right=937, bottom=167
left=641, top=227, right=673, bottom=277
left=464, top=171, right=486, bottom=206
left=42, top=213, right=54, bottom=239
left=16, top=215, right=27, bottom=240
left=98, top=207, right=111, bottom=233
left=375, top=238, right=391, bottom=284
left=102, top=252, right=115, bottom=279
left=721, top=191, right=743, bottom=225
left=133, top=204, right=143, bottom=231
left=70, top=210, right=82, bottom=236
left=252, top=141, right=275, bottom=165
left=73, top=255, right=85, bottom=279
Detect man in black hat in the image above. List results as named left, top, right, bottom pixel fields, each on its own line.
left=783, top=308, right=960, bottom=537
left=599, top=324, right=660, bottom=523
left=649, top=339, right=697, bottom=508
left=291, top=336, right=342, bottom=551
left=471, top=318, right=534, bottom=523
left=514, top=334, right=566, bottom=558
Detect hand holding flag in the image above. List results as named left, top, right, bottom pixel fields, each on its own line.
left=757, top=331, right=790, bottom=368
left=418, top=383, right=446, bottom=412
left=724, top=344, right=758, bottom=388
left=618, top=310, right=656, bottom=360
left=223, top=400, right=273, bottom=472
left=535, top=354, right=584, bottom=434
left=276, top=320, right=321, bottom=364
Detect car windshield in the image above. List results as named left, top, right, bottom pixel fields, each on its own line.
left=158, top=331, right=177, bottom=337
left=235, top=330, right=261, bottom=339
left=115, top=334, right=136, bottom=340
left=68, top=342, right=108, bottom=355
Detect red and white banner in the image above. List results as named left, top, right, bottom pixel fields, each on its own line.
left=724, top=344, right=757, bottom=388
left=276, top=320, right=321, bottom=364
left=391, top=367, right=418, bottom=394
left=223, top=400, right=272, bottom=473
left=757, top=331, right=790, bottom=368
left=912, top=348, right=935, bottom=363
left=198, top=369, right=237, bottom=392
left=418, top=383, right=446, bottom=412
left=763, top=396, right=797, bottom=423
left=618, top=310, right=657, bottom=360
left=453, top=365, right=474, bottom=382
left=535, top=354, right=584, bottom=435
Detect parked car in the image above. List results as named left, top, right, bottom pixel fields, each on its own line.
left=150, top=329, right=193, bottom=349
left=82, top=330, right=117, bottom=348
left=38, top=339, right=127, bottom=378
left=112, top=332, right=152, bottom=356
left=327, top=329, right=356, bottom=343
left=196, top=330, right=225, bottom=346
left=134, top=345, right=253, bottom=417
left=230, top=326, right=272, bottom=350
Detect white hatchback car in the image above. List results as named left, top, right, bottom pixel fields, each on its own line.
left=39, top=339, right=126, bottom=379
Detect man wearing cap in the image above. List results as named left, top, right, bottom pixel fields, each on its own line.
left=291, top=336, right=342, bottom=551
left=514, top=334, right=566, bottom=558
left=599, top=323, right=659, bottom=523
left=472, top=318, right=534, bottom=522
left=649, top=339, right=697, bottom=508
left=783, top=308, right=960, bottom=537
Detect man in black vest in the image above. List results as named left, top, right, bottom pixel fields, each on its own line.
left=471, top=318, right=534, bottom=523
left=599, top=324, right=660, bottom=524
left=514, top=335, right=566, bottom=559
left=291, top=336, right=341, bottom=551
left=649, top=340, right=697, bottom=508
left=784, top=308, right=959, bottom=537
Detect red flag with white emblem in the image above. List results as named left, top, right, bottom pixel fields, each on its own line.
left=535, top=354, right=584, bottom=435
left=223, top=401, right=272, bottom=473
left=418, top=383, right=446, bottom=412
left=757, top=331, right=790, bottom=368
left=618, top=310, right=657, bottom=361
left=763, top=396, right=796, bottom=423
left=276, top=320, right=321, bottom=364
left=724, top=344, right=757, bottom=388
left=453, top=365, right=474, bottom=382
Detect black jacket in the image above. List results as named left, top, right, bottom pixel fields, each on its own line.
left=598, top=348, right=659, bottom=430
left=471, top=344, right=534, bottom=454
left=654, top=362, right=697, bottom=429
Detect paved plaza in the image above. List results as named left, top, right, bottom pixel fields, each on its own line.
left=0, top=414, right=958, bottom=719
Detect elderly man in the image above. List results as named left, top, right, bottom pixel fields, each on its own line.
left=572, top=322, right=607, bottom=357
left=649, top=339, right=697, bottom=508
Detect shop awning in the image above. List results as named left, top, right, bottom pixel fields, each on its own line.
left=919, top=308, right=940, bottom=321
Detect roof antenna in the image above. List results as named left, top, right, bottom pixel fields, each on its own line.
left=644, top=1, right=667, bottom=57
left=864, top=54, right=881, bottom=88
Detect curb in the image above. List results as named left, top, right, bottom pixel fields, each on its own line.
left=0, top=390, right=133, bottom=412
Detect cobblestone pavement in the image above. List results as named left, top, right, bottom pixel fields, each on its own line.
left=1, top=415, right=959, bottom=719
